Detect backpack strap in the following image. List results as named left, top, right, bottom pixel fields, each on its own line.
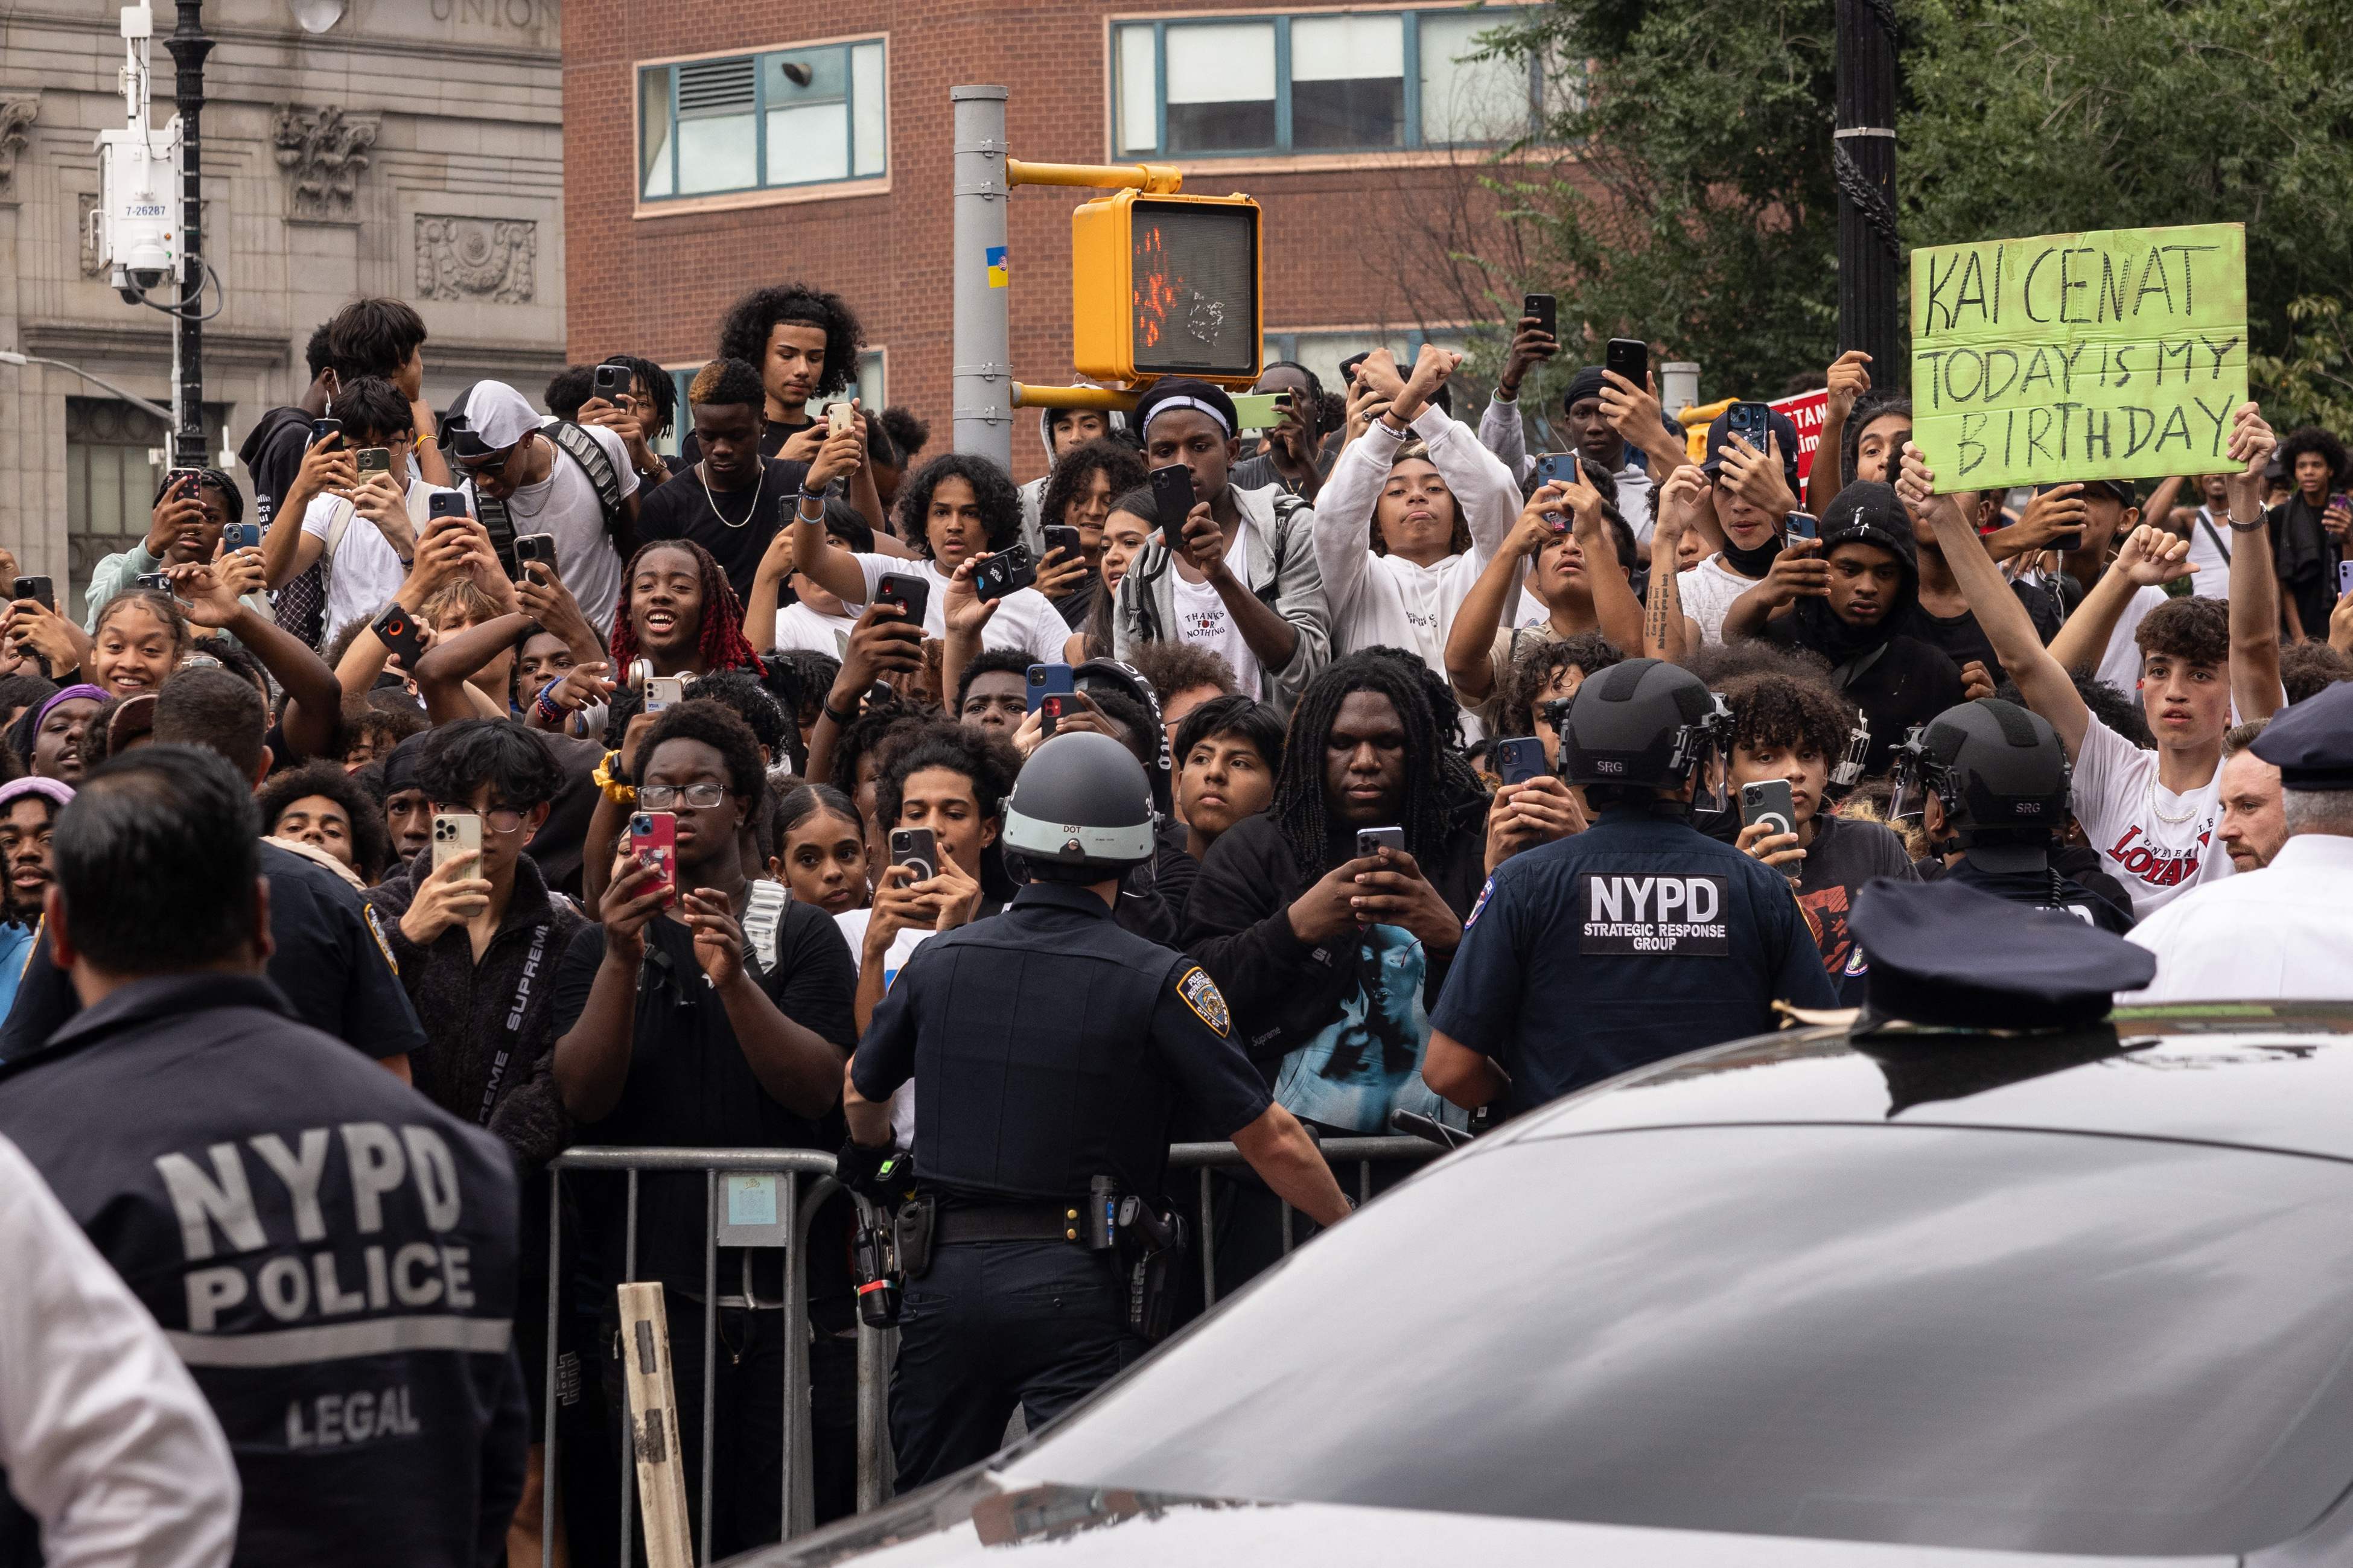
left=549, top=420, right=625, bottom=529
left=471, top=487, right=518, bottom=579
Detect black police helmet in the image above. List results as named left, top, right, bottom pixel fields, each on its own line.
left=1908, top=699, right=2070, bottom=868
left=1001, top=731, right=1157, bottom=881
left=1559, top=658, right=1728, bottom=798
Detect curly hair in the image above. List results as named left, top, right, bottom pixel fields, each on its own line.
left=830, top=698, right=928, bottom=795
left=1680, top=638, right=1835, bottom=690
left=874, top=722, right=1018, bottom=833
left=2278, top=425, right=2350, bottom=492
left=2133, top=594, right=2229, bottom=669
left=1270, top=652, right=1488, bottom=877
left=715, top=284, right=862, bottom=399
left=2281, top=641, right=2352, bottom=705
left=609, top=538, right=763, bottom=678
left=1501, top=631, right=1625, bottom=738
left=1038, top=439, right=1149, bottom=539
left=896, top=452, right=1024, bottom=559
left=675, top=669, right=788, bottom=761
left=640, top=698, right=768, bottom=803
left=1122, top=640, right=1237, bottom=708
left=1720, top=671, right=1858, bottom=760
left=954, top=648, right=1033, bottom=716
left=254, top=760, right=393, bottom=883
left=879, top=407, right=930, bottom=465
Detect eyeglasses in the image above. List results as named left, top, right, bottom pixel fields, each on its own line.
left=432, top=804, right=528, bottom=833
left=637, top=782, right=727, bottom=810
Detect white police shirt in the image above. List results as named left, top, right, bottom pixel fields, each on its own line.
left=2121, top=833, right=2353, bottom=1001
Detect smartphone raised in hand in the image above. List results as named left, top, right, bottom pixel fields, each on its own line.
left=371, top=601, right=429, bottom=668
left=355, top=447, right=393, bottom=477
left=1724, top=401, right=1773, bottom=457
left=890, top=827, right=938, bottom=883
left=1785, top=511, right=1819, bottom=542
left=308, top=417, right=343, bottom=446
left=1739, top=780, right=1799, bottom=880
left=593, top=362, right=632, bottom=403
left=1150, top=463, right=1196, bottom=545
left=971, top=545, right=1037, bottom=601
left=1493, top=737, right=1547, bottom=786
left=431, top=812, right=482, bottom=874
left=513, top=533, right=557, bottom=573
left=428, top=491, right=473, bottom=524
left=1027, top=662, right=1074, bottom=714
left=874, top=571, right=931, bottom=627
left=1533, top=452, right=1580, bottom=490
left=628, top=811, right=677, bottom=898
left=10, top=577, right=54, bottom=611
left=2339, top=559, right=2353, bottom=597
left=1042, top=524, right=1083, bottom=563
left=1522, top=293, right=1557, bottom=341
left=1605, top=337, right=1648, bottom=390
left=223, top=521, right=262, bottom=551
left=1355, top=826, right=1406, bottom=859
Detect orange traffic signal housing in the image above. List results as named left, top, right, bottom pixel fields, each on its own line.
left=1071, top=188, right=1262, bottom=387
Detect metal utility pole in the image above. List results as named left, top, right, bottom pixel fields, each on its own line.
left=950, top=85, right=1013, bottom=471
left=161, top=0, right=211, bottom=467
left=1833, top=0, right=1899, bottom=382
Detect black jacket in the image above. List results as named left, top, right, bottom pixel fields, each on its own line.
left=1181, top=812, right=1486, bottom=1076
left=365, top=852, right=587, bottom=1172
left=0, top=973, right=525, bottom=1568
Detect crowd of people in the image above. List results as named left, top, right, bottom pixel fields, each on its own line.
left=0, top=280, right=2349, bottom=1566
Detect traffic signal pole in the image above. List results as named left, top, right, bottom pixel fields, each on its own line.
left=951, top=85, right=1014, bottom=468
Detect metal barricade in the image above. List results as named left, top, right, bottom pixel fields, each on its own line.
left=537, top=1134, right=1442, bottom=1564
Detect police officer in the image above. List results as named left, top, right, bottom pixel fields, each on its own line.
left=1846, top=875, right=2154, bottom=1035
left=0, top=746, right=525, bottom=1566
left=1425, top=658, right=1837, bottom=1116
left=1891, top=698, right=2136, bottom=933
left=842, top=732, right=1349, bottom=1489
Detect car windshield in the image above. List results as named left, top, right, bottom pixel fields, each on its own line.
left=1024, top=1125, right=2353, bottom=1557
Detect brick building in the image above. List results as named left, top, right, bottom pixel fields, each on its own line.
left=562, top=0, right=1568, bottom=480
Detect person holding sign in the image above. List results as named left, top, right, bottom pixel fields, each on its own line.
left=1896, top=401, right=2284, bottom=922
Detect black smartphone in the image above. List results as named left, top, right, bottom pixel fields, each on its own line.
left=1027, top=662, right=1075, bottom=714
left=972, top=545, right=1038, bottom=601
left=427, top=491, right=472, bottom=523
left=371, top=601, right=429, bottom=667
left=1150, top=463, right=1196, bottom=545
left=1725, top=401, right=1772, bottom=456
left=889, top=827, right=938, bottom=883
left=1785, top=511, right=1819, bottom=541
left=1605, top=337, right=1648, bottom=389
left=1522, top=293, right=1557, bottom=341
left=875, top=571, right=931, bottom=626
left=1494, top=737, right=1547, bottom=786
left=1039, top=693, right=1065, bottom=738
left=2032, top=484, right=2085, bottom=553
left=592, top=362, right=631, bottom=402
left=10, top=577, right=53, bottom=610
left=164, top=467, right=202, bottom=498
left=1042, top=524, right=1083, bottom=562
left=309, top=417, right=343, bottom=445
left=135, top=571, right=172, bottom=592
left=513, top=532, right=557, bottom=570
left=1355, top=826, right=1406, bottom=859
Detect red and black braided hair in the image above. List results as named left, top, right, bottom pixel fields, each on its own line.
left=608, top=538, right=765, bottom=677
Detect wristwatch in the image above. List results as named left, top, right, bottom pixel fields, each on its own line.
left=591, top=749, right=636, bottom=806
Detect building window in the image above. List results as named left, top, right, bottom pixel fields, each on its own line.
left=1115, top=8, right=1545, bottom=158
left=664, top=350, right=884, bottom=457
left=639, top=37, right=886, bottom=203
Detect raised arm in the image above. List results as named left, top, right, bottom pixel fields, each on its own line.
left=788, top=425, right=880, bottom=605
left=1805, top=350, right=1873, bottom=513
left=1898, top=443, right=2088, bottom=756
left=1597, top=369, right=1695, bottom=484
left=1445, top=495, right=1550, bottom=701
left=2046, top=525, right=2194, bottom=676
left=2220, top=403, right=2283, bottom=721
left=1643, top=466, right=1706, bottom=661
left=261, top=436, right=352, bottom=589
left=170, top=550, right=344, bottom=762
left=1310, top=392, right=1389, bottom=621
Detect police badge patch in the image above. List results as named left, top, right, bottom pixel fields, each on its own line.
left=1177, top=966, right=1231, bottom=1037
left=362, top=903, right=400, bottom=975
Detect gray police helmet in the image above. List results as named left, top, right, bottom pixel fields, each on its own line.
left=1558, top=657, right=1729, bottom=803
left=1896, top=699, right=2069, bottom=868
left=1001, top=731, right=1157, bottom=877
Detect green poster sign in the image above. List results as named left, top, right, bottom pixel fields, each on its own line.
left=1909, top=222, right=2247, bottom=493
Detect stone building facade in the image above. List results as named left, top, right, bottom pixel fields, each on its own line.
left=0, top=0, right=565, bottom=614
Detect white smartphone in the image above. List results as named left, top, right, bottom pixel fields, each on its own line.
left=431, top=813, right=482, bottom=872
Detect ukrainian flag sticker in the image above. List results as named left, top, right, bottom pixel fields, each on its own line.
left=985, top=245, right=1009, bottom=288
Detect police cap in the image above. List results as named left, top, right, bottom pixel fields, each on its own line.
left=1915, top=699, right=2071, bottom=869
left=1846, top=877, right=2156, bottom=1033
left=1559, top=657, right=1727, bottom=795
left=1001, top=731, right=1157, bottom=879
left=2249, top=680, right=2353, bottom=790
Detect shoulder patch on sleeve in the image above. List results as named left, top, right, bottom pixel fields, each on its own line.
left=363, top=904, right=400, bottom=976
left=1465, top=875, right=1496, bottom=928
left=1177, top=966, right=1231, bottom=1038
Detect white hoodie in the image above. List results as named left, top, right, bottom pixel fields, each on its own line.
left=1311, top=405, right=1521, bottom=678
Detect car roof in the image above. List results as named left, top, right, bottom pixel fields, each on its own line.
left=1486, top=1003, right=2353, bottom=1164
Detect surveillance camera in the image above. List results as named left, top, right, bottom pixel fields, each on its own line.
left=129, top=266, right=166, bottom=290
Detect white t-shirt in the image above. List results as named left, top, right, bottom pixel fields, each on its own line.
left=1167, top=516, right=1262, bottom=696
left=2180, top=507, right=2232, bottom=600
left=1676, top=554, right=1766, bottom=646
left=835, top=907, right=932, bottom=1147
left=844, top=554, right=1068, bottom=664
left=771, top=600, right=856, bottom=658
left=2069, top=716, right=2232, bottom=921
left=301, top=475, right=463, bottom=645
left=472, top=424, right=637, bottom=638
left=2122, top=834, right=2353, bottom=1001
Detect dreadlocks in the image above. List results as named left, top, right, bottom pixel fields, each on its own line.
left=608, top=538, right=764, bottom=678
left=1270, top=652, right=1488, bottom=878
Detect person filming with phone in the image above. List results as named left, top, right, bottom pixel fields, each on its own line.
left=81, top=467, right=265, bottom=631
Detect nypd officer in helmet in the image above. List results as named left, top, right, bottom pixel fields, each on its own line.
left=1891, top=698, right=2136, bottom=934
left=842, top=731, right=1350, bottom=1489
left=0, top=747, right=525, bottom=1566
left=1425, top=658, right=1836, bottom=1116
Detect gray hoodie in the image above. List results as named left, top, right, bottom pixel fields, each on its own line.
left=1112, top=481, right=1329, bottom=715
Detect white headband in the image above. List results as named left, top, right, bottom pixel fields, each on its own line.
left=1142, top=395, right=1233, bottom=439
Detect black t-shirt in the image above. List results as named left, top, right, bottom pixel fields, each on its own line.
left=549, top=901, right=857, bottom=1315
left=238, top=405, right=312, bottom=533
left=1759, top=622, right=1966, bottom=776
left=635, top=457, right=809, bottom=606
left=680, top=415, right=818, bottom=468
left=0, top=842, right=428, bottom=1064
left=1911, top=580, right=2064, bottom=674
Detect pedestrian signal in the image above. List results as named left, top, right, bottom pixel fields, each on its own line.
left=1071, top=190, right=1262, bottom=386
